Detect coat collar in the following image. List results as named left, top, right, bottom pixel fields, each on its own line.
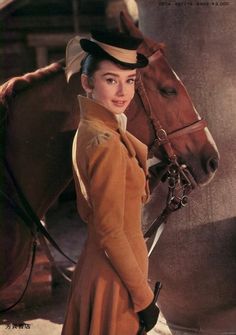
left=78, top=95, right=119, bottom=130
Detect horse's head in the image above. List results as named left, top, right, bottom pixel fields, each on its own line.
left=121, top=12, right=219, bottom=187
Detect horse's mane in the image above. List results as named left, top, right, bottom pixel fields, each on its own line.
left=0, top=60, right=65, bottom=109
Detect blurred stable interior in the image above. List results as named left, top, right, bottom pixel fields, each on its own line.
left=0, top=0, right=138, bottom=83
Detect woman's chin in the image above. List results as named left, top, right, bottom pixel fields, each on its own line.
left=112, top=105, right=128, bottom=114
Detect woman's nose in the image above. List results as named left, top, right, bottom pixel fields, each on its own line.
left=116, top=83, right=125, bottom=96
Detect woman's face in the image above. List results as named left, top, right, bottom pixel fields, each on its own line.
left=82, top=60, right=136, bottom=114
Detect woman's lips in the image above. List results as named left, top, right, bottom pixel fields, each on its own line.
left=112, top=100, right=127, bottom=107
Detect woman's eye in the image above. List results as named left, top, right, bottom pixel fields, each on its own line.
left=127, top=78, right=135, bottom=84
left=106, top=78, right=116, bottom=84
left=159, top=87, right=177, bottom=96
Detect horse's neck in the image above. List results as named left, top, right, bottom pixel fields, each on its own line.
left=6, top=71, right=82, bottom=217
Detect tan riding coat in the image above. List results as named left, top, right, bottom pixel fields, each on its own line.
left=62, top=95, right=153, bottom=335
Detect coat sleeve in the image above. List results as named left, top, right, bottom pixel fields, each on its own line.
left=86, top=134, right=154, bottom=312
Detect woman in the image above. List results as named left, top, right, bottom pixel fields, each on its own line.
left=62, top=30, right=159, bottom=335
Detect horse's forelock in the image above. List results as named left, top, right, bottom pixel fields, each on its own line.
left=0, top=60, right=65, bottom=108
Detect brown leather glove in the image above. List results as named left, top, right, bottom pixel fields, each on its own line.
left=137, top=299, right=159, bottom=332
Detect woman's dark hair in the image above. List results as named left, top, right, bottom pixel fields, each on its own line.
left=80, top=54, right=102, bottom=79
left=80, top=53, right=134, bottom=79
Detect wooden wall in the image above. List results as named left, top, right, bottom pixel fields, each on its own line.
left=0, top=0, right=113, bottom=83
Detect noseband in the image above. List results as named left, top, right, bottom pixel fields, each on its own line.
left=135, top=51, right=207, bottom=240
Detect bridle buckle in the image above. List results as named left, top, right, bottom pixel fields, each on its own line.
left=157, top=128, right=167, bottom=142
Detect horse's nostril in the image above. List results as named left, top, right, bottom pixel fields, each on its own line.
left=207, top=157, right=219, bottom=173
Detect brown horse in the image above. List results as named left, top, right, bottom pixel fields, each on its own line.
left=0, top=12, right=218, bottom=315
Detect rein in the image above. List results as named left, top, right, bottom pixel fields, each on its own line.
left=135, top=51, right=207, bottom=245
left=0, top=157, right=76, bottom=313
left=3, top=157, right=76, bottom=265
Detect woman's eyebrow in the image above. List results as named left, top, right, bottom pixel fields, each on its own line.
left=102, top=72, right=136, bottom=78
left=102, top=72, right=119, bottom=77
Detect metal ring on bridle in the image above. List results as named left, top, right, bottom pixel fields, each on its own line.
left=168, top=176, right=176, bottom=189
left=181, top=195, right=188, bottom=207
left=157, top=128, right=167, bottom=142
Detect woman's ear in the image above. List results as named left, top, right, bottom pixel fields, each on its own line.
left=81, top=74, right=93, bottom=93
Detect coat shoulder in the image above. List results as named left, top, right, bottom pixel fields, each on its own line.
left=78, top=121, right=117, bottom=149
left=88, top=131, right=114, bottom=147
left=85, top=130, right=121, bottom=158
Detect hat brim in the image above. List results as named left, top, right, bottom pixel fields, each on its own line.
left=80, top=39, right=148, bottom=69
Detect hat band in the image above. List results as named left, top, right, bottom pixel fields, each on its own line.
left=91, top=38, right=137, bottom=64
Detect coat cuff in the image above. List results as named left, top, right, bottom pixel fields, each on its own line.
left=132, top=284, right=154, bottom=312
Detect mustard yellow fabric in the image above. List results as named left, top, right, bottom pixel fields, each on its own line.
left=62, top=96, right=153, bottom=335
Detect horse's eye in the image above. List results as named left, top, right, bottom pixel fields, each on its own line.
left=160, top=87, right=177, bottom=97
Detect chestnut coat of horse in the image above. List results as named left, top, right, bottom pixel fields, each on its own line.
left=0, top=12, right=219, bottom=322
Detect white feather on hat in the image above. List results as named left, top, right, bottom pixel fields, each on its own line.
left=65, top=36, right=85, bottom=82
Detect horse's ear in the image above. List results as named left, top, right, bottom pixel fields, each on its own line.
left=120, top=11, right=143, bottom=38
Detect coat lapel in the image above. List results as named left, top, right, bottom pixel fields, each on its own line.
left=118, top=128, right=135, bottom=157
left=118, top=128, right=148, bottom=176
left=124, top=130, right=150, bottom=203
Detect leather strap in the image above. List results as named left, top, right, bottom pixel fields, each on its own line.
left=167, top=119, right=207, bottom=140
left=3, top=157, right=76, bottom=265
left=0, top=240, right=37, bottom=314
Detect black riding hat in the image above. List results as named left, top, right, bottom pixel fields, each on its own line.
left=80, top=30, right=148, bottom=69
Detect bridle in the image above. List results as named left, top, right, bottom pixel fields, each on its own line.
left=135, top=49, right=207, bottom=241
